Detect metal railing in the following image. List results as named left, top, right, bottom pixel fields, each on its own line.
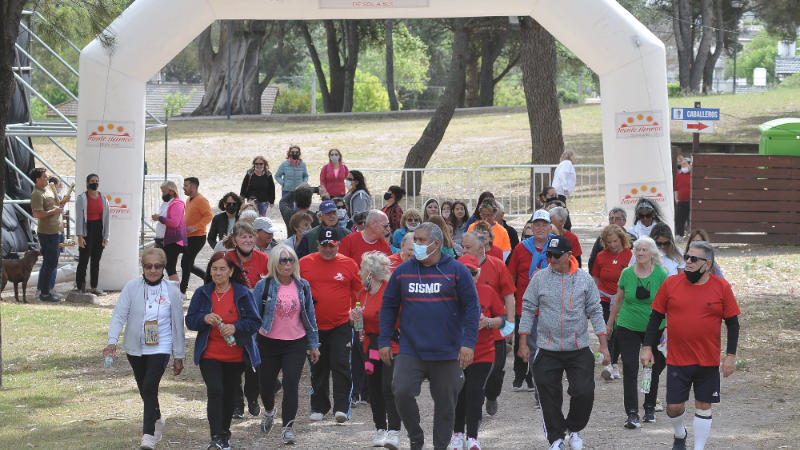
left=350, top=167, right=474, bottom=214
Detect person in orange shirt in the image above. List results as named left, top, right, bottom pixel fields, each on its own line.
left=182, top=177, right=213, bottom=294
left=467, top=199, right=511, bottom=257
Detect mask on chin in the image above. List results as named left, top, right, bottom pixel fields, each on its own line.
left=236, top=245, right=253, bottom=257
left=685, top=267, right=705, bottom=283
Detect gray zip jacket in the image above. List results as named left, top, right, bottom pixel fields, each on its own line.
left=519, top=265, right=606, bottom=352
left=107, top=278, right=186, bottom=359
left=75, top=191, right=110, bottom=240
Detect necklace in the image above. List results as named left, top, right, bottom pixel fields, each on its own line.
left=214, top=284, right=231, bottom=302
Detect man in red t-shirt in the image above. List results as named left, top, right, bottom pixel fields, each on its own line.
left=339, top=209, right=392, bottom=267
left=641, top=241, right=740, bottom=450
left=461, top=231, right=515, bottom=416
left=299, top=227, right=362, bottom=423
left=673, top=156, right=692, bottom=237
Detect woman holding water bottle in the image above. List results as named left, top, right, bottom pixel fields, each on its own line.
left=186, top=251, right=261, bottom=450
left=104, top=247, right=185, bottom=450
left=605, top=236, right=668, bottom=429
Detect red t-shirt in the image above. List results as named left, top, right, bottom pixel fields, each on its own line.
left=299, top=253, right=362, bottom=330
left=203, top=288, right=244, bottom=363
left=487, top=245, right=504, bottom=261
left=591, top=248, right=633, bottom=301
left=359, top=282, right=399, bottom=354
left=339, top=231, right=392, bottom=268
left=651, top=274, right=740, bottom=366
left=86, top=193, right=103, bottom=221
left=507, top=245, right=537, bottom=315
left=478, top=255, right=515, bottom=340
left=564, top=230, right=582, bottom=257
left=388, top=252, right=405, bottom=272
left=674, top=171, right=691, bottom=202
left=474, top=284, right=506, bottom=363
left=236, top=250, right=269, bottom=290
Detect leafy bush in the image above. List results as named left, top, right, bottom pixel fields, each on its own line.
left=493, top=74, right=526, bottom=107
left=778, top=73, right=800, bottom=89
left=352, top=71, right=390, bottom=112
left=163, top=89, right=194, bottom=118
left=30, top=97, right=49, bottom=120
left=273, top=86, right=311, bottom=114
left=667, top=82, right=681, bottom=97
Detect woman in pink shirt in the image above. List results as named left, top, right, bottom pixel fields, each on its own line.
left=152, top=181, right=186, bottom=282
left=319, top=148, right=349, bottom=198
left=252, top=245, right=320, bottom=445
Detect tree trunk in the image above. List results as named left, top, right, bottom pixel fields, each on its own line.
left=401, top=19, right=469, bottom=196
left=673, top=0, right=693, bottom=92
left=341, top=20, right=359, bottom=113
left=478, top=27, right=507, bottom=107
left=689, top=0, right=714, bottom=91
left=702, top=0, right=725, bottom=93
left=299, top=21, right=333, bottom=112
left=325, top=20, right=345, bottom=112
left=520, top=17, right=564, bottom=208
left=464, top=41, right=480, bottom=107
left=385, top=19, right=399, bottom=111
left=0, top=0, right=26, bottom=389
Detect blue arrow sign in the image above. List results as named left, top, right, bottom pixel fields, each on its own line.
left=671, top=107, right=720, bottom=121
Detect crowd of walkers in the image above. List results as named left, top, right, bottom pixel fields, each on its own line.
left=81, top=147, right=740, bottom=450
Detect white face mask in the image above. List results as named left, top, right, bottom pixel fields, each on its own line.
left=345, top=179, right=352, bottom=190
left=330, top=154, right=339, bottom=163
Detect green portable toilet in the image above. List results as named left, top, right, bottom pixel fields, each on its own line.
left=758, top=118, right=800, bottom=155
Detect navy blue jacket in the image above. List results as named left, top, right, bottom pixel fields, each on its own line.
left=186, top=281, right=261, bottom=369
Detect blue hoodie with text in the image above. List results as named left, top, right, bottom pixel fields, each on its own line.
left=379, top=253, right=480, bottom=360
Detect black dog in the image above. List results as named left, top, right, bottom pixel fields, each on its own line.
left=1, top=249, right=41, bottom=302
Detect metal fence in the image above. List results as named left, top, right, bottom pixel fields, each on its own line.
left=475, top=164, right=606, bottom=221
left=350, top=167, right=474, bottom=214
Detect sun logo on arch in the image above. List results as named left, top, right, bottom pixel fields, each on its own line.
left=91, top=123, right=130, bottom=137
left=620, top=113, right=659, bottom=128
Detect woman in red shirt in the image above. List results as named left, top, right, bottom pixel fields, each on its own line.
left=75, top=173, right=109, bottom=294
left=223, top=222, right=269, bottom=291
left=591, top=224, right=633, bottom=380
left=353, top=251, right=401, bottom=449
left=450, top=254, right=506, bottom=450
left=185, top=252, right=261, bottom=450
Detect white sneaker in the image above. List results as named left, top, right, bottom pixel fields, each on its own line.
left=384, top=430, right=400, bottom=450
left=334, top=411, right=348, bottom=423
left=449, top=432, right=465, bottom=450
left=467, top=437, right=482, bottom=450
left=372, top=429, right=386, bottom=447
left=140, top=433, right=156, bottom=450
left=611, top=364, right=621, bottom=379
left=309, top=412, right=324, bottom=421
left=549, top=438, right=566, bottom=450
left=153, top=417, right=166, bottom=442
left=568, top=431, right=583, bottom=449
left=600, top=365, right=612, bottom=380
left=654, top=399, right=665, bottom=412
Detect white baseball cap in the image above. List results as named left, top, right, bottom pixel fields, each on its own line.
left=253, top=217, right=278, bottom=234
left=531, top=209, right=551, bottom=223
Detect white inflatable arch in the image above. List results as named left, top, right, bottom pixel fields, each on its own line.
left=77, top=0, right=673, bottom=288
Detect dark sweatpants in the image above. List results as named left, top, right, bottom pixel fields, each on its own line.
left=533, top=348, right=595, bottom=445
left=199, top=359, right=245, bottom=439
left=127, top=353, right=169, bottom=435
left=180, top=235, right=207, bottom=293
left=454, top=361, right=492, bottom=439
left=310, top=323, right=352, bottom=415
left=616, top=326, right=666, bottom=413
left=513, top=320, right=534, bottom=387
left=484, top=340, right=506, bottom=401
left=602, top=301, right=620, bottom=365
left=76, top=220, right=104, bottom=290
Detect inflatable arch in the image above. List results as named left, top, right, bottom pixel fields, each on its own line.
left=77, top=0, right=673, bottom=288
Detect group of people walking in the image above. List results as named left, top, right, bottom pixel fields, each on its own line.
left=20, top=145, right=732, bottom=450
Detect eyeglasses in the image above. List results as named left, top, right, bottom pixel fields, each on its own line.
left=683, top=254, right=708, bottom=263
left=380, top=223, right=391, bottom=229
left=278, top=257, right=296, bottom=265
left=143, top=263, right=165, bottom=270
left=655, top=240, right=671, bottom=248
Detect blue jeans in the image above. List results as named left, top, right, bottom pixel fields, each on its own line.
left=255, top=201, right=270, bottom=216
left=37, top=232, right=60, bottom=296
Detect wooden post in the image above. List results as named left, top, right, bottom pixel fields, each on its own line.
left=692, top=101, right=701, bottom=154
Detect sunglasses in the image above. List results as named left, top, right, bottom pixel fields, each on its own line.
left=254, top=163, right=265, bottom=166
left=683, top=254, right=708, bottom=263
left=655, top=240, right=671, bottom=248
left=143, top=263, right=165, bottom=270
left=278, top=257, right=296, bottom=265
left=639, top=213, right=653, bottom=219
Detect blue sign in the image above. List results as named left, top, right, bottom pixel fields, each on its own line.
left=671, top=107, right=720, bottom=121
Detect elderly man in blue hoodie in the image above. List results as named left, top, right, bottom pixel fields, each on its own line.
left=518, top=236, right=610, bottom=450
left=379, top=222, right=481, bottom=450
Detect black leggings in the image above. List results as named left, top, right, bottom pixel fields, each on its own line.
left=367, top=354, right=401, bottom=431
left=513, top=320, right=533, bottom=386
left=602, top=301, right=620, bottom=364
left=163, top=243, right=182, bottom=276
left=76, top=220, right=104, bottom=290
left=454, top=361, right=492, bottom=439
left=127, top=353, right=169, bottom=435
left=258, top=336, right=307, bottom=426
left=484, top=340, right=506, bottom=401
left=180, top=235, right=207, bottom=293
left=616, top=326, right=666, bottom=413
left=199, top=359, right=245, bottom=439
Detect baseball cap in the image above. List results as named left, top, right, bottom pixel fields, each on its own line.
left=319, top=200, right=337, bottom=214
left=252, top=217, right=278, bottom=234
left=458, top=254, right=480, bottom=270
left=531, top=209, right=551, bottom=223
left=546, top=236, right=572, bottom=256
left=318, top=226, right=339, bottom=246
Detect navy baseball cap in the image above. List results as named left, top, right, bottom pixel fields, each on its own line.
left=319, top=200, right=337, bottom=214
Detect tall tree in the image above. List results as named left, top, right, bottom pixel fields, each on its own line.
left=401, top=19, right=469, bottom=195
left=753, top=0, right=800, bottom=39
left=385, top=19, right=399, bottom=111
left=477, top=19, right=519, bottom=107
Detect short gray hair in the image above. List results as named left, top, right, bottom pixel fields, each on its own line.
left=359, top=251, right=391, bottom=282
left=689, top=240, right=714, bottom=263
left=495, top=201, right=504, bottom=212
left=416, top=222, right=443, bottom=243
left=462, top=231, right=486, bottom=247
left=549, top=206, right=569, bottom=222
left=609, top=207, right=627, bottom=221
left=633, top=236, right=663, bottom=268
left=401, top=231, right=415, bottom=247
left=366, top=209, right=387, bottom=226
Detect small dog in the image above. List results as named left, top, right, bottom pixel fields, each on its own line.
left=1, top=249, right=41, bottom=302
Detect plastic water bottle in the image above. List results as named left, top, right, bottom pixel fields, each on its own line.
left=594, top=352, right=604, bottom=365
left=657, top=335, right=668, bottom=357
left=640, top=364, right=653, bottom=393
left=104, top=355, right=114, bottom=369
left=218, top=320, right=236, bottom=346
left=353, top=302, right=364, bottom=332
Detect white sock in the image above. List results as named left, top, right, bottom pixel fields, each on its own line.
left=669, top=411, right=686, bottom=438
left=693, top=409, right=712, bottom=449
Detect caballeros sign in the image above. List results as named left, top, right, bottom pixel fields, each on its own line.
left=87, top=121, right=134, bottom=148
left=615, top=111, right=664, bottom=138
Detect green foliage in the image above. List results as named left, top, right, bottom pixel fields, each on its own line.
left=273, top=86, right=312, bottom=114
left=493, top=72, right=525, bottom=107
left=352, top=71, right=390, bottom=112
left=163, top=90, right=194, bottom=118
left=30, top=98, right=49, bottom=120
left=778, top=73, right=800, bottom=89
left=668, top=82, right=681, bottom=97
left=725, top=31, right=779, bottom=83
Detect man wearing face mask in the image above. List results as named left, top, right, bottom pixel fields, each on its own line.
left=75, top=173, right=110, bottom=295
left=296, top=200, right=351, bottom=259
left=641, top=241, right=740, bottom=450
left=673, top=156, right=692, bottom=237
left=379, top=222, right=480, bottom=450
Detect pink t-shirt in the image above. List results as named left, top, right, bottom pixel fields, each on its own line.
left=262, top=283, right=306, bottom=341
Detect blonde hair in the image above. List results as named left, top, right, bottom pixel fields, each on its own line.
left=600, top=224, right=631, bottom=250
left=140, top=247, right=166, bottom=265
left=161, top=180, right=180, bottom=198
left=560, top=150, right=576, bottom=162
left=265, top=245, right=301, bottom=281
left=359, top=251, right=391, bottom=283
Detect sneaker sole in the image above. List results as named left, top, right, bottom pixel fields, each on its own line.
left=624, top=422, right=641, bottom=429
left=335, top=415, right=347, bottom=423
left=384, top=441, right=399, bottom=450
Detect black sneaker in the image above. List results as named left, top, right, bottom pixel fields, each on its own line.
left=624, top=412, right=641, bottom=429
left=485, top=399, right=498, bottom=416
left=249, top=399, right=261, bottom=417
left=206, top=436, right=225, bottom=450
left=512, top=380, right=524, bottom=391
left=232, top=406, right=244, bottom=419
left=672, top=428, right=687, bottom=449
left=643, top=407, right=656, bottom=423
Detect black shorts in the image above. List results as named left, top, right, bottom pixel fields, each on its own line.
left=666, top=364, right=720, bottom=405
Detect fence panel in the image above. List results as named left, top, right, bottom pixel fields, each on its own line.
left=475, top=164, right=606, bottom=221
left=350, top=167, right=473, bottom=213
